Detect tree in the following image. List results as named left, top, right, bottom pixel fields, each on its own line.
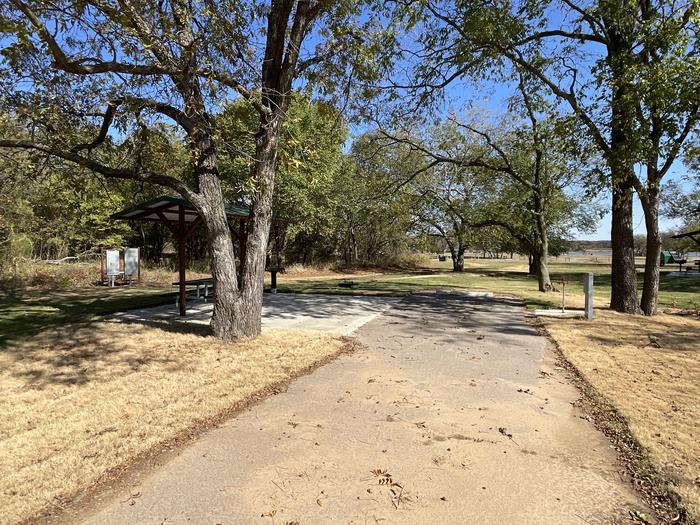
left=343, top=134, right=419, bottom=265
left=0, top=0, right=387, bottom=339
left=413, top=161, right=492, bottom=272
left=216, top=93, right=349, bottom=264
left=376, top=80, right=595, bottom=290
left=390, top=0, right=700, bottom=314
left=664, top=143, right=700, bottom=232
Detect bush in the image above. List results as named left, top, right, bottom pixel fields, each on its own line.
left=0, top=260, right=100, bottom=293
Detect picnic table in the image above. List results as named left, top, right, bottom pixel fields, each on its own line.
left=172, top=267, right=285, bottom=308
left=660, top=251, right=687, bottom=271
left=172, top=278, right=214, bottom=305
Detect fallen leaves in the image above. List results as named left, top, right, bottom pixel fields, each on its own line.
left=369, top=469, right=412, bottom=510
left=498, top=427, right=519, bottom=446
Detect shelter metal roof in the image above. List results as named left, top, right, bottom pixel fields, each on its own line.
left=111, top=195, right=287, bottom=225
left=670, top=228, right=700, bottom=239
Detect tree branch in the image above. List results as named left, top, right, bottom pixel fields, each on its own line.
left=0, top=138, right=194, bottom=198
left=470, top=219, right=534, bottom=249
left=10, top=0, right=170, bottom=76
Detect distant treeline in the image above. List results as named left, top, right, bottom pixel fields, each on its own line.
left=568, top=240, right=612, bottom=251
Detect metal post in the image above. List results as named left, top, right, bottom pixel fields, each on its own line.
left=583, top=272, right=594, bottom=320
left=561, top=281, right=566, bottom=312
left=271, top=270, right=277, bottom=294
left=559, top=278, right=569, bottom=312
left=178, top=206, right=186, bottom=317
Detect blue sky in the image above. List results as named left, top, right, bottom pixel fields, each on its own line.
left=374, top=39, right=694, bottom=241
left=363, top=2, right=697, bottom=241
left=471, top=82, right=691, bottom=240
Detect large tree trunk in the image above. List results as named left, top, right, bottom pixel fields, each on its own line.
left=200, top=192, right=240, bottom=339
left=534, top=250, right=551, bottom=292
left=446, top=240, right=464, bottom=272
left=533, top=191, right=552, bottom=292
left=450, top=243, right=465, bottom=272
left=187, top=118, right=242, bottom=340
left=609, top=181, right=639, bottom=313
left=640, top=189, right=661, bottom=315
left=453, top=251, right=465, bottom=272
left=607, top=25, right=640, bottom=314
left=232, top=116, right=283, bottom=338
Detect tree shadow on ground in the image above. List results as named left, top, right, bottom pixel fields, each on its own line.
left=2, top=319, right=193, bottom=389
left=0, top=288, right=177, bottom=348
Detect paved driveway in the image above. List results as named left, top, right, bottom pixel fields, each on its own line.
left=83, top=292, right=646, bottom=524
left=111, top=293, right=402, bottom=335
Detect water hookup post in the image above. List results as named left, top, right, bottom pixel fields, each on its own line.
left=558, top=277, right=569, bottom=312
left=583, top=272, right=594, bottom=321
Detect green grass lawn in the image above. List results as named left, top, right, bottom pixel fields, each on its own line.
left=0, top=287, right=176, bottom=347
left=2, top=259, right=698, bottom=347
left=278, top=260, right=700, bottom=311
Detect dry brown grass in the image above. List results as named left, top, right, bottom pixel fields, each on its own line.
left=278, top=263, right=383, bottom=280
left=0, top=322, right=345, bottom=525
left=543, top=310, right=700, bottom=520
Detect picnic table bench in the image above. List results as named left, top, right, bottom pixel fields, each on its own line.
left=172, top=267, right=285, bottom=307
left=660, top=251, right=687, bottom=271
left=172, top=278, right=214, bottom=306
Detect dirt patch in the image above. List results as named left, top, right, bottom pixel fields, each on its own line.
left=539, top=310, right=700, bottom=523
left=0, top=321, right=350, bottom=525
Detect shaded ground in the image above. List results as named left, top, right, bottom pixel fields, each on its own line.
left=0, top=287, right=175, bottom=347
left=77, top=292, right=647, bottom=525
left=112, top=294, right=403, bottom=334
left=0, top=323, right=346, bottom=525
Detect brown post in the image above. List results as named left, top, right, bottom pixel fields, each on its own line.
left=100, top=248, right=105, bottom=284
left=178, top=205, right=187, bottom=316
left=239, top=218, right=247, bottom=277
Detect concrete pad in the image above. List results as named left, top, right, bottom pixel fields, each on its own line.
left=534, top=309, right=586, bottom=319
left=110, top=293, right=402, bottom=335
left=666, top=271, right=700, bottom=278
left=80, top=291, right=647, bottom=524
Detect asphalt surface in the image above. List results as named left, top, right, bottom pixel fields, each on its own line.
left=81, top=291, right=647, bottom=524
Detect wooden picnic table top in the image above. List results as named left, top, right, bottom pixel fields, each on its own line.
left=171, top=278, right=214, bottom=286
left=172, top=267, right=285, bottom=287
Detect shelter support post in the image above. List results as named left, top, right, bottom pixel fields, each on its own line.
left=178, top=206, right=187, bottom=317
left=239, top=218, right=247, bottom=278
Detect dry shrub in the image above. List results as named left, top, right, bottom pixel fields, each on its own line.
left=0, top=260, right=99, bottom=293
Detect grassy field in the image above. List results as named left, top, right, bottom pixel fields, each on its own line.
left=2, top=258, right=697, bottom=348
left=545, top=311, right=700, bottom=521
left=278, top=258, right=700, bottom=311
left=0, top=322, right=346, bottom=525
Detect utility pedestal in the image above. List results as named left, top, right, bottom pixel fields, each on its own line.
left=583, top=272, right=594, bottom=321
